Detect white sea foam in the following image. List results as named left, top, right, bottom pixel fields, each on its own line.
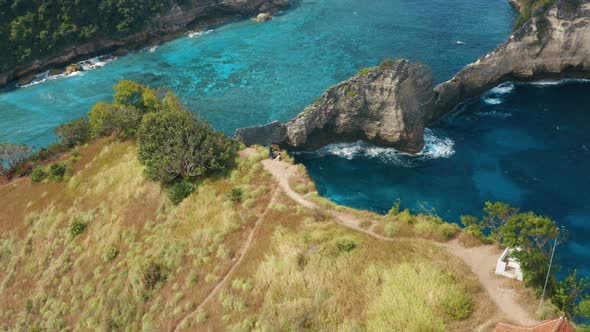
left=298, top=129, right=454, bottom=167
left=490, top=82, right=514, bottom=94
left=481, top=82, right=514, bottom=105
left=474, top=110, right=512, bottom=119
left=185, top=29, right=212, bottom=38
left=77, top=55, right=117, bottom=71
left=529, top=78, right=590, bottom=87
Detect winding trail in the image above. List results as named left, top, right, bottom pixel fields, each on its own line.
left=173, top=188, right=280, bottom=331
left=260, top=153, right=539, bottom=327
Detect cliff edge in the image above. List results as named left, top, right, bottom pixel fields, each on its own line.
left=236, top=0, right=590, bottom=153
left=236, top=59, right=435, bottom=153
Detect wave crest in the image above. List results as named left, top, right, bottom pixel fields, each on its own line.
left=296, top=129, right=454, bottom=167
left=481, top=82, right=514, bottom=105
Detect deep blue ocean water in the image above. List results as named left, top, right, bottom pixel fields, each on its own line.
left=296, top=80, right=590, bottom=276
left=0, top=0, right=587, bottom=276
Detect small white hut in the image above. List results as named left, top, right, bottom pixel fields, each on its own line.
left=495, top=248, right=523, bottom=281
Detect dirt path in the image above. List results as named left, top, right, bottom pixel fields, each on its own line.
left=173, top=188, right=279, bottom=331
left=260, top=153, right=539, bottom=327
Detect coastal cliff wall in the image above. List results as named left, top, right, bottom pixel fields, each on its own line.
left=237, top=60, right=435, bottom=152
left=433, top=0, right=590, bottom=119
left=0, top=0, right=288, bottom=87
left=235, top=0, right=590, bottom=153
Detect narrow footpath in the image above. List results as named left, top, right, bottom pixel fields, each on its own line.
left=260, top=154, right=539, bottom=327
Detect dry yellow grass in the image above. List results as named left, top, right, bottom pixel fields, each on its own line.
left=1, top=141, right=497, bottom=331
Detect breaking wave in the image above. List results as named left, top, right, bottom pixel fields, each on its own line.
left=77, top=55, right=117, bottom=71
left=185, top=29, right=213, bottom=38
left=296, top=128, right=455, bottom=167
left=529, top=78, right=590, bottom=87
left=481, top=82, right=514, bottom=105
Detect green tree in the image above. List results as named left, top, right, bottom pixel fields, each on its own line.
left=88, top=102, right=141, bottom=139
left=137, top=105, right=237, bottom=183
left=498, top=211, right=560, bottom=291
left=113, top=80, right=145, bottom=110
left=552, top=270, right=590, bottom=319
left=483, top=201, right=519, bottom=239
left=55, top=118, right=91, bottom=147
left=0, top=142, right=32, bottom=181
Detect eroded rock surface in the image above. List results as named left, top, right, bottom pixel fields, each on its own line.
left=434, top=1, right=590, bottom=117
left=236, top=59, right=436, bottom=153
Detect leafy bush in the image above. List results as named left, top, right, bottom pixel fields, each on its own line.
left=168, top=180, right=194, bottom=205
left=138, top=103, right=237, bottom=183
left=104, top=247, right=119, bottom=262
left=49, top=163, right=67, bottom=180
left=398, top=209, right=415, bottom=224
left=229, top=187, right=243, bottom=203
left=55, top=118, right=90, bottom=147
left=88, top=102, right=142, bottom=139
left=143, top=261, right=164, bottom=291
left=31, top=166, right=49, bottom=183
left=69, top=218, right=87, bottom=237
left=384, top=222, right=398, bottom=238
left=333, top=237, right=357, bottom=252
left=379, top=58, right=397, bottom=69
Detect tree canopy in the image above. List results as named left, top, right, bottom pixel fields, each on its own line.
left=0, top=1, right=187, bottom=72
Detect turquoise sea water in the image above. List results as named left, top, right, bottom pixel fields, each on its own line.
left=0, top=0, right=587, bottom=276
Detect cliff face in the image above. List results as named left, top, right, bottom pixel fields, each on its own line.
left=236, top=60, right=436, bottom=153
left=0, top=0, right=289, bottom=87
left=433, top=0, right=590, bottom=118
left=236, top=0, right=590, bottom=153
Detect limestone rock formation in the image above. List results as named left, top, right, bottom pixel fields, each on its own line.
left=433, top=0, right=590, bottom=118
left=235, top=59, right=436, bottom=153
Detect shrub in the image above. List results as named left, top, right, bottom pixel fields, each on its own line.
left=438, top=223, right=460, bottom=241
left=55, top=118, right=90, bottom=147
left=104, top=247, right=119, bottom=262
left=0, top=142, right=32, bottom=181
left=387, top=198, right=401, bottom=216
left=384, top=222, right=398, bottom=238
left=358, top=67, right=373, bottom=75
left=69, top=218, right=87, bottom=237
left=138, top=105, right=237, bottom=183
left=49, top=163, right=67, bottom=180
left=441, top=288, right=474, bottom=320
left=88, top=102, right=142, bottom=139
left=143, top=261, right=164, bottom=291
left=31, top=166, right=49, bottom=183
left=168, top=180, right=194, bottom=205
left=379, top=58, right=396, bottom=69
left=333, top=237, right=357, bottom=252
left=229, top=187, right=243, bottom=203
left=398, top=209, right=415, bottom=224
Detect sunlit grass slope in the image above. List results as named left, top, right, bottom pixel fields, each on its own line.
left=1, top=141, right=496, bottom=331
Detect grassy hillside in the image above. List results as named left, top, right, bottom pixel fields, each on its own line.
left=0, top=139, right=497, bottom=331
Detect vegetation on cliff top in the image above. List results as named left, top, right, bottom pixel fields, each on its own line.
left=0, top=0, right=190, bottom=72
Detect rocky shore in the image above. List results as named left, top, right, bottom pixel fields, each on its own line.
left=236, top=0, right=590, bottom=153
left=0, top=0, right=288, bottom=87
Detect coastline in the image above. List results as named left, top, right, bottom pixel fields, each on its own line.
left=0, top=0, right=289, bottom=88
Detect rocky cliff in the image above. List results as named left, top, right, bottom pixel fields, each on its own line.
left=433, top=0, right=590, bottom=118
left=0, top=0, right=288, bottom=87
left=236, top=0, right=590, bottom=153
left=236, top=59, right=436, bottom=152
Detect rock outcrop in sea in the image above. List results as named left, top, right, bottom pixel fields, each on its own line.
left=236, top=59, right=435, bottom=152
left=236, top=0, right=590, bottom=153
